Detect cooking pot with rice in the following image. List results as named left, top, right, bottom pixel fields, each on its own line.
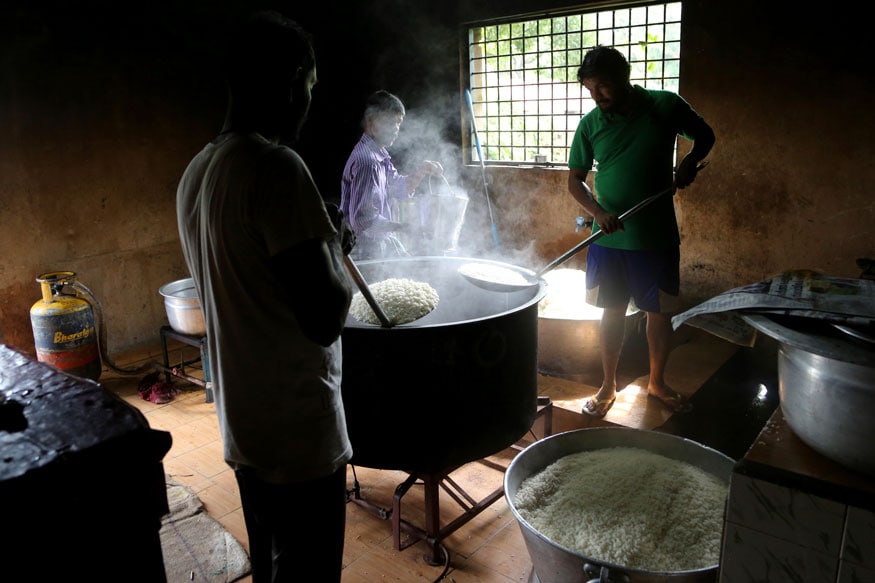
left=505, top=427, right=733, bottom=583
left=341, top=256, right=546, bottom=473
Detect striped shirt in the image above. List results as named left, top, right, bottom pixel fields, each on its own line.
left=340, top=133, right=411, bottom=241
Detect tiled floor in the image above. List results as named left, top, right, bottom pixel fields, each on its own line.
left=103, top=341, right=543, bottom=583
left=102, top=324, right=781, bottom=582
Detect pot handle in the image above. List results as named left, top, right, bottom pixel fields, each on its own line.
left=584, top=563, right=629, bottom=583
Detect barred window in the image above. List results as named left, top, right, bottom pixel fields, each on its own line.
left=465, top=2, right=682, bottom=167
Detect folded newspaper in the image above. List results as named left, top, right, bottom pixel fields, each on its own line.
left=672, top=269, right=875, bottom=346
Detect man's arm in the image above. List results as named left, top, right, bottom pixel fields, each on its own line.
left=273, top=237, right=352, bottom=347
left=675, top=115, right=715, bottom=189
left=567, top=167, right=623, bottom=235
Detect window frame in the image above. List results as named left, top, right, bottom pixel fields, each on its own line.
left=461, top=1, right=683, bottom=168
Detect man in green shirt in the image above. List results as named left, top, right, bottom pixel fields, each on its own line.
left=567, top=45, right=715, bottom=417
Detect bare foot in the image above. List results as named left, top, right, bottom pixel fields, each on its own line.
left=647, top=383, right=692, bottom=413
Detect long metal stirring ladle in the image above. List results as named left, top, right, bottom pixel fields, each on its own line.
left=343, top=255, right=395, bottom=328
left=457, top=186, right=678, bottom=293
left=460, top=161, right=709, bottom=293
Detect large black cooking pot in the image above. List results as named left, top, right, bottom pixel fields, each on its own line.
left=341, top=256, right=547, bottom=474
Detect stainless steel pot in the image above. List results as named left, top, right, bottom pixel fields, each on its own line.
left=341, top=256, right=546, bottom=473
left=743, top=314, right=875, bottom=476
left=159, top=278, right=206, bottom=336
left=537, top=316, right=603, bottom=379
left=537, top=315, right=644, bottom=383
left=536, top=267, right=642, bottom=381
left=505, top=427, right=733, bottom=583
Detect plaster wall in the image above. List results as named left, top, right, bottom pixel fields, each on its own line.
left=0, top=5, right=226, bottom=356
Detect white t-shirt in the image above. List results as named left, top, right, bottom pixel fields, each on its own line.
left=176, top=132, right=352, bottom=483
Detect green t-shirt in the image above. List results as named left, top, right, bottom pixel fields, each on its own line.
left=568, top=85, right=705, bottom=250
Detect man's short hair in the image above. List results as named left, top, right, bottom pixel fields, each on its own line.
left=577, top=46, right=631, bottom=85
left=364, top=90, right=405, bottom=122
left=225, top=11, right=315, bottom=99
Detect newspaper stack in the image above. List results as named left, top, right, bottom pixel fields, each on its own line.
left=672, top=269, right=875, bottom=347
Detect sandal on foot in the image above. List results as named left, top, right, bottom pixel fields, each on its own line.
left=649, top=391, right=692, bottom=413
left=582, top=395, right=616, bottom=417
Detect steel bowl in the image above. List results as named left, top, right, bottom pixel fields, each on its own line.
left=158, top=278, right=206, bottom=337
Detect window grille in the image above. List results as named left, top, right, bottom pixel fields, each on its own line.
left=465, top=2, right=682, bottom=166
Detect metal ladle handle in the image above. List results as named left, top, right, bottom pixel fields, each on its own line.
left=535, top=161, right=709, bottom=278
left=534, top=185, right=675, bottom=277
left=343, top=255, right=394, bottom=328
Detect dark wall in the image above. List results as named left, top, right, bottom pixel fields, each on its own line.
left=1, top=0, right=872, bottom=355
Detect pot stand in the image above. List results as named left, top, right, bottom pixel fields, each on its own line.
left=157, top=325, right=213, bottom=403
left=346, top=397, right=553, bottom=566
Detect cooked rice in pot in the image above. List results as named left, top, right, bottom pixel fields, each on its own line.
left=514, top=446, right=728, bottom=572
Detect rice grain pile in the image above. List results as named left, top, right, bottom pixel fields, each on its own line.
left=514, top=446, right=727, bottom=572
left=349, top=278, right=439, bottom=326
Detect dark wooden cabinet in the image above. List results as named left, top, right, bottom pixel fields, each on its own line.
left=0, top=345, right=172, bottom=582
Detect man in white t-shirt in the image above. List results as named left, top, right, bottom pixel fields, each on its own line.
left=176, top=11, right=354, bottom=582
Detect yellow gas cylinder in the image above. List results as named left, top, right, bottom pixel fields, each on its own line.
left=30, top=271, right=102, bottom=380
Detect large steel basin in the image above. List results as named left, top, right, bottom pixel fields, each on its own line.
left=505, top=427, right=733, bottom=583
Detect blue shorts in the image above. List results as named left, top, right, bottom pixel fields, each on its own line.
left=585, top=245, right=681, bottom=313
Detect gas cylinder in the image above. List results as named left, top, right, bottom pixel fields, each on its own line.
left=30, top=271, right=102, bottom=380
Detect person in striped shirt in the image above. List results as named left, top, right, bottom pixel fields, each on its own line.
left=340, top=90, right=443, bottom=259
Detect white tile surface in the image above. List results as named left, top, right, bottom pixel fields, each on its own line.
left=837, top=560, right=875, bottom=583
left=720, top=522, right=838, bottom=583
left=725, top=473, right=845, bottom=554
left=843, top=506, right=875, bottom=570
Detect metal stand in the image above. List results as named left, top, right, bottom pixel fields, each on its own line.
left=347, top=397, right=553, bottom=565
left=158, top=325, right=213, bottom=403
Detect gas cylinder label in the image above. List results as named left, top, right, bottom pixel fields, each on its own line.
left=53, top=326, right=94, bottom=345
left=32, top=321, right=95, bottom=349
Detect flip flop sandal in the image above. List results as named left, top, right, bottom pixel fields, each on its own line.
left=649, top=391, right=693, bottom=413
left=582, top=395, right=616, bottom=417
